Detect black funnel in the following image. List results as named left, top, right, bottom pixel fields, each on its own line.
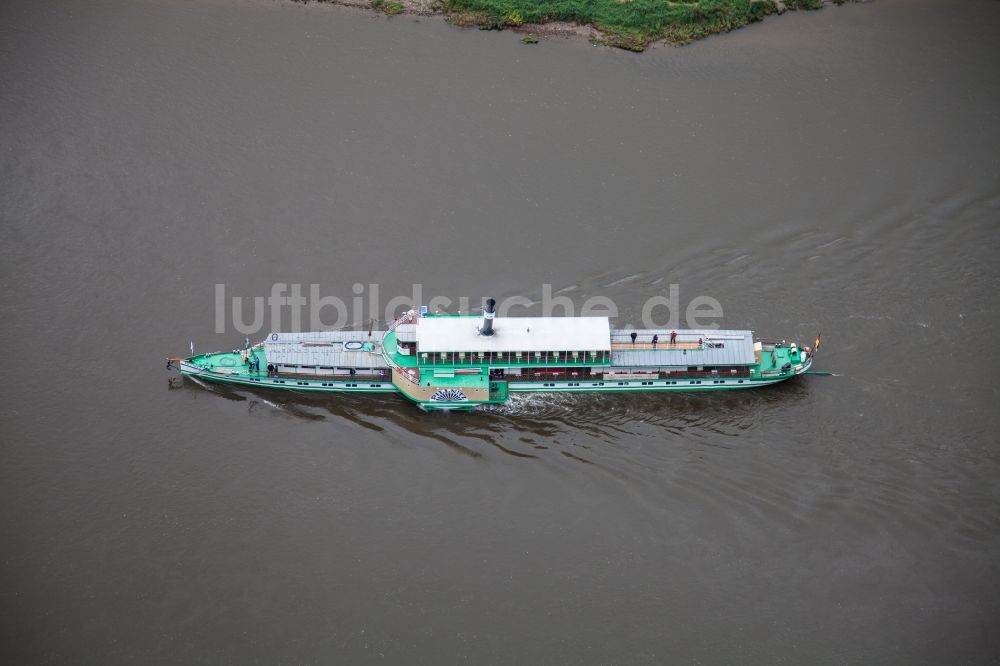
left=481, top=298, right=496, bottom=336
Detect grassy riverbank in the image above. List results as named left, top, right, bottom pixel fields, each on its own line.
left=443, top=0, right=846, bottom=51
left=298, top=0, right=857, bottom=51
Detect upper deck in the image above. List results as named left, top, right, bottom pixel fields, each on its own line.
left=382, top=314, right=759, bottom=371
left=264, top=330, right=388, bottom=370
left=609, top=329, right=756, bottom=368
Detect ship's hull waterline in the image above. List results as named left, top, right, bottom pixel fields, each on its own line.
left=180, top=364, right=797, bottom=401
left=177, top=311, right=815, bottom=411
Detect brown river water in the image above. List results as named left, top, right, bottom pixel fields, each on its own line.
left=2, top=0, right=999, bottom=663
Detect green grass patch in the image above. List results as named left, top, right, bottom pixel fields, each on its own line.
left=444, top=0, right=828, bottom=50
left=448, top=8, right=526, bottom=29
left=372, top=0, right=405, bottom=15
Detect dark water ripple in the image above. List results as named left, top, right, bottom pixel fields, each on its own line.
left=3, top=0, right=1000, bottom=663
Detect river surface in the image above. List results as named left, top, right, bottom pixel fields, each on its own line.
left=2, top=0, right=999, bottom=663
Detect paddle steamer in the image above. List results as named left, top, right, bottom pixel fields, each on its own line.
left=176, top=299, right=813, bottom=410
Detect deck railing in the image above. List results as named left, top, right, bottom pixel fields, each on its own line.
left=395, top=367, right=421, bottom=385
left=380, top=311, right=417, bottom=370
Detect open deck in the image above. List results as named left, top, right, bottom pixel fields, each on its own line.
left=610, top=340, right=701, bottom=350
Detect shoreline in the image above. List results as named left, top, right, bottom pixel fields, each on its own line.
left=290, top=0, right=863, bottom=52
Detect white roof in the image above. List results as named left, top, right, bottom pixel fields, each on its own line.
left=416, top=316, right=611, bottom=353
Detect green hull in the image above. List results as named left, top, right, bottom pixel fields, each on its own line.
left=176, top=316, right=815, bottom=411
left=179, top=354, right=809, bottom=409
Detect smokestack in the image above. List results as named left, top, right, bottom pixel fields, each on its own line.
left=480, top=298, right=496, bottom=336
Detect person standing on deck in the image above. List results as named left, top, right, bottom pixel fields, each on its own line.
left=670, top=331, right=677, bottom=345
left=630, top=332, right=637, bottom=344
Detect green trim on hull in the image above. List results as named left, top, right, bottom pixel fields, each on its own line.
left=418, top=403, right=479, bottom=412
left=180, top=363, right=394, bottom=393
left=507, top=378, right=787, bottom=392
left=176, top=328, right=814, bottom=411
